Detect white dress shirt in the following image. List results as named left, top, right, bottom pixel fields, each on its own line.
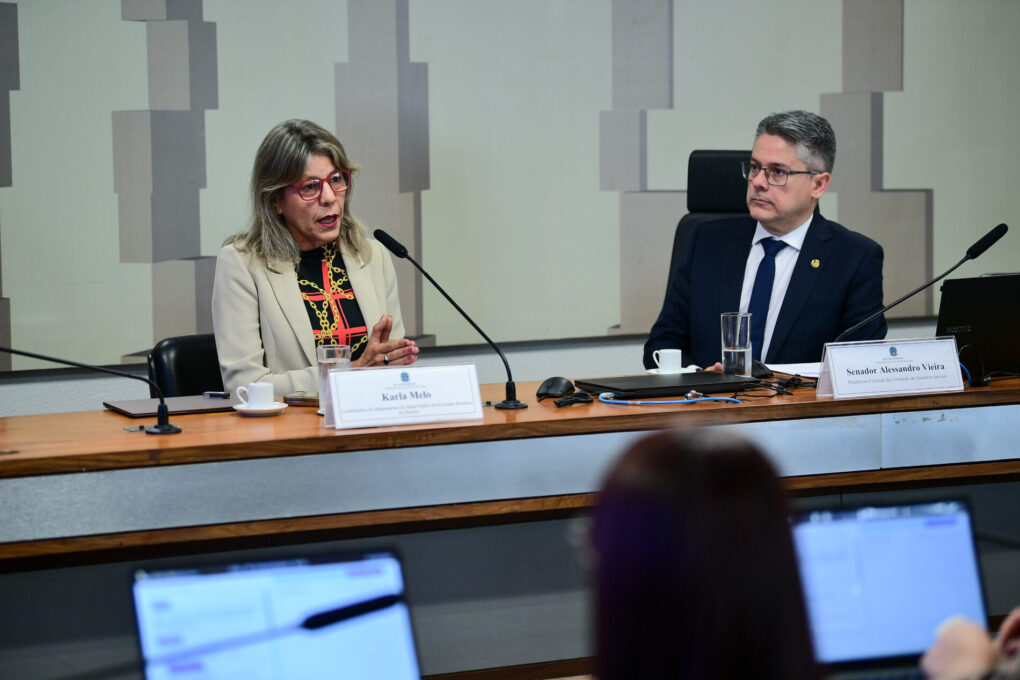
left=738, top=216, right=813, bottom=361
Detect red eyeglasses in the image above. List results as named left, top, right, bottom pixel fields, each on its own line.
left=287, top=169, right=352, bottom=201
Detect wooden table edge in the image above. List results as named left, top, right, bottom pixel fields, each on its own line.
left=3, top=458, right=1017, bottom=569
left=3, top=381, right=1018, bottom=478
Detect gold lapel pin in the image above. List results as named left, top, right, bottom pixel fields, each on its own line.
left=810, top=258, right=820, bottom=269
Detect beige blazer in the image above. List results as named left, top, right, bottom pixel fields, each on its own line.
left=212, top=238, right=406, bottom=397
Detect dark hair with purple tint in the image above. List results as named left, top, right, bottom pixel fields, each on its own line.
left=592, top=429, right=819, bottom=680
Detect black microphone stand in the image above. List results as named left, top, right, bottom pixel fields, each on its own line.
left=374, top=230, right=526, bottom=409
left=402, top=259, right=526, bottom=410
left=834, top=223, right=1009, bottom=343
left=1, top=345, right=182, bottom=434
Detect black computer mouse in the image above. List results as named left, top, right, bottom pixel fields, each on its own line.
left=536, top=376, right=575, bottom=401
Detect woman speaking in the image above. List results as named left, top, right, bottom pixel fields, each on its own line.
left=213, top=119, right=418, bottom=396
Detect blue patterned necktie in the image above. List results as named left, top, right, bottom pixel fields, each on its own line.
left=748, top=238, right=788, bottom=361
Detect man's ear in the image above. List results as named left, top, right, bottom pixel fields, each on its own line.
left=811, top=172, right=831, bottom=199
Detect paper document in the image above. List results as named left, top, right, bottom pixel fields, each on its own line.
left=767, top=362, right=821, bottom=378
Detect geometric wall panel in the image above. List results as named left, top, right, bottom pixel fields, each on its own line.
left=0, top=2, right=16, bottom=187
left=152, top=256, right=216, bottom=341
left=824, top=92, right=932, bottom=317
left=827, top=0, right=932, bottom=317
left=0, top=0, right=1014, bottom=374
left=603, top=0, right=680, bottom=334
left=0, top=2, right=17, bottom=369
left=115, top=0, right=217, bottom=350
left=336, top=0, right=429, bottom=339
left=616, top=190, right=687, bottom=335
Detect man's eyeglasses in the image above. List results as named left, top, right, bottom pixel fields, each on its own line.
left=287, top=169, right=352, bottom=201
left=741, top=161, right=820, bottom=187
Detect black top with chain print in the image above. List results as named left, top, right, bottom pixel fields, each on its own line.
left=296, top=242, right=368, bottom=360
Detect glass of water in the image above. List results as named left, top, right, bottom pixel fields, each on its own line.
left=317, top=344, right=351, bottom=426
left=720, top=312, right=752, bottom=376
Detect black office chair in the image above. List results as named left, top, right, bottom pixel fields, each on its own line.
left=147, top=333, right=224, bottom=397
left=666, top=150, right=751, bottom=284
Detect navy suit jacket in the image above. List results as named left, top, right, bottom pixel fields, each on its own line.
left=643, top=214, right=887, bottom=369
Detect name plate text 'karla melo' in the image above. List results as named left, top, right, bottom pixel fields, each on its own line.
left=330, top=364, right=483, bottom=429
left=817, top=337, right=963, bottom=399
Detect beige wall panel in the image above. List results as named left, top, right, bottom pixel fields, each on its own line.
left=152, top=256, right=215, bottom=340
left=616, top=190, right=686, bottom=334
left=843, top=0, right=903, bottom=93
left=824, top=92, right=932, bottom=317
left=883, top=0, right=1018, bottom=296
left=0, top=0, right=152, bottom=369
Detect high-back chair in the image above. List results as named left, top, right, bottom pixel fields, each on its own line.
left=666, top=150, right=751, bottom=284
left=147, top=333, right=223, bottom=398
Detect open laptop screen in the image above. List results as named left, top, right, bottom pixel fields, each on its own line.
left=936, top=273, right=1020, bottom=378
left=791, top=501, right=986, bottom=666
left=132, top=549, right=421, bottom=680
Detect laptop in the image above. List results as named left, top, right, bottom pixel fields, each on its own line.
left=791, top=500, right=987, bottom=679
left=131, top=548, right=421, bottom=679
left=105, top=394, right=240, bottom=418
left=574, top=371, right=752, bottom=399
left=936, top=273, right=1020, bottom=380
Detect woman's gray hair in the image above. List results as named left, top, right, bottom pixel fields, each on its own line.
left=226, top=119, right=369, bottom=269
left=755, top=110, right=836, bottom=173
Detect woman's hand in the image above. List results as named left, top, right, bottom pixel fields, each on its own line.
left=353, top=315, right=419, bottom=367
left=921, top=616, right=997, bottom=679
left=996, top=607, right=1020, bottom=658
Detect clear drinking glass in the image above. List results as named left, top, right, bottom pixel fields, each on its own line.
left=317, top=344, right=351, bottom=426
left=720, top=312, right=752, bottom=376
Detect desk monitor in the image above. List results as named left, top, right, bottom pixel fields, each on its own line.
left=131, top=549, right=421, bottom=680
left=791, top=500, right=986, bottom=673
left=936, top=273, right=1020, bottom=380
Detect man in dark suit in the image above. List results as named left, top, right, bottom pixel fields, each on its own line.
left=644, top=110, right=886, bottom=370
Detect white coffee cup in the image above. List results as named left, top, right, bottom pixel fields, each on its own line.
left=652, top=348, right=684, bottom=374
left=235, top=381, right=275, bottom=409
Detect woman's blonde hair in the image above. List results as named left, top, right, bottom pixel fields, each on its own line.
left=226, top=119, right=369, bottom=269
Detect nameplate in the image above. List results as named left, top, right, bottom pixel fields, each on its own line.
left=817, top=337, right=963, bottom=399
left=330, top=364, right=483, bottom=429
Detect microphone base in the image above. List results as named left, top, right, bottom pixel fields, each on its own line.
left=145, top=423, right=183, bottom=435
left=494, top=399, right=528, bottom=410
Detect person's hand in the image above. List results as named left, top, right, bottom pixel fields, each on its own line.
left=353, top=315, right=419, bottom=367
left=921, top=616, right=997, bottom=679
left=705, top=362, right=723, bottom=372
left=996, top=607, right=1020, bottom=658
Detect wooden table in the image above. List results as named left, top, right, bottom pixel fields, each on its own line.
left=2, top=378, right=1018, bottom=568
left=1, top=378, right=1018, bottom=678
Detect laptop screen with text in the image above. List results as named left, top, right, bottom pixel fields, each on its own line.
left=132, top=549, right=421, bottom=680
left=791, top=500, right=986, bottom=667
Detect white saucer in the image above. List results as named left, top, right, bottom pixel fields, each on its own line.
left=646, top=367, right=697, bottom=375
left=233, top=402, right=288, bottom=417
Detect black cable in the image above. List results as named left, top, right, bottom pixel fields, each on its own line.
left=776, top=374, right=817, bottom=390
left=957, top=344, right=989, bottom=387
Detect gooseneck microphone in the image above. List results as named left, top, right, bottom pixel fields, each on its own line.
left=374, top=229, right=527, bottom=410
left=53, top=593, right=402, bottom=680
left=0, top=345, right=182, bottom=434
left=834, top=223, right=1008, bottom=343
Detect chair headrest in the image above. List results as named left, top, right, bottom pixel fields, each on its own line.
left=686, top=150, right=750, bottom=214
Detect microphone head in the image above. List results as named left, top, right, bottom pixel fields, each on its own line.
left=966, top=223, right=1007, bottom=260
left=373, top=229, right=408, bottom=258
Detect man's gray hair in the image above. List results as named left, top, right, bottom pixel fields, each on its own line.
left=755, top=110, right=836, bottom=173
